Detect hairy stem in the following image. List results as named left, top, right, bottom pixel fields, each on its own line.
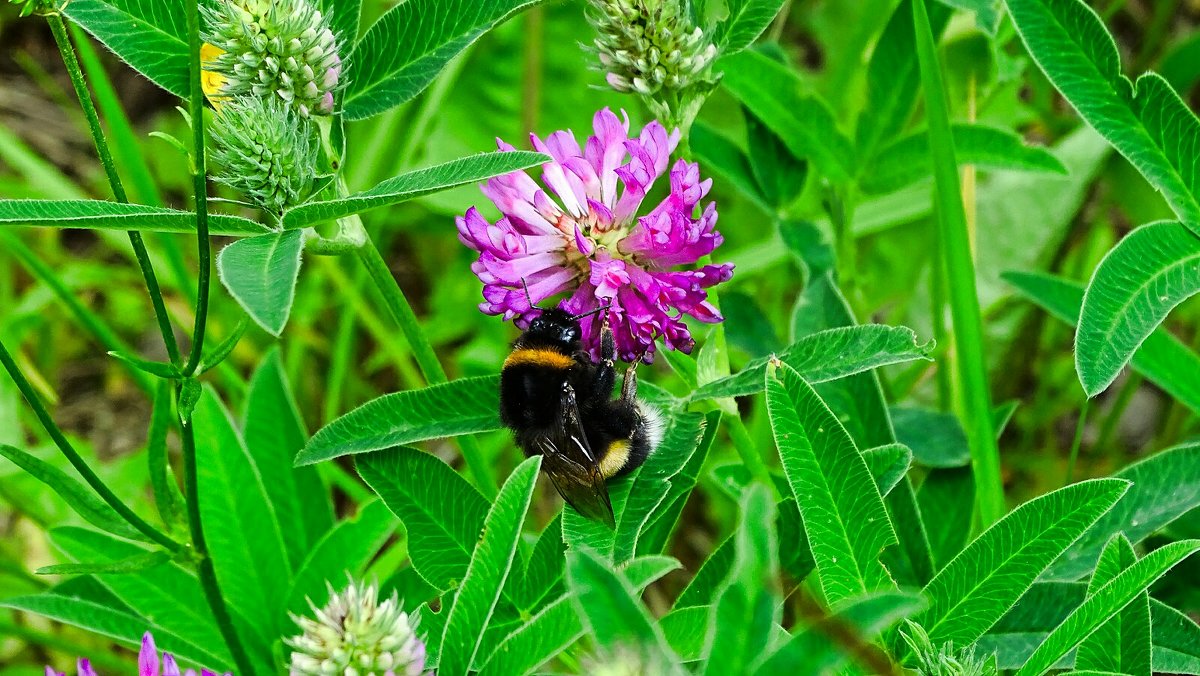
left=47, top=14, right=181, bottom=366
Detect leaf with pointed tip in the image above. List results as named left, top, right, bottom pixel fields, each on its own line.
left=0, top=444, right=145, bottom=542
left=1075, top=535, right=1152, bottom=676
left=439, top=457, right=540, bottom=675
left=36, top=550, right=170, bottom=576
left=216, top=230, right=304, bottom=337
left=716, top=0, right=786, bottom=53
left=297, top=376, right=501, bottom=466
left=914, top=479, right=1129, bottom=647
left=691, top=325, right=933, bottom=401
left=356, top=447, right=489, bottom=592
left=861, top=444, right=913, bottom=497
left=0, top=199, right=267, bottom=235
left=1005, top=270, right=1200, bottom=414
left=281, top=152, right=548, bottom=228
left=65, top=0, right=188, bottom=97
left=1006, top=0, right=1200, bottom=234
left=1075, top=221, right=1200, bottom=395
left=765, top=362, right=897, bottom=607
left=1016, top=539, right=1200, bottom=676
left=1046, top=442, right=1200, bottom=580
left=345, top=0, right=544, bottom=119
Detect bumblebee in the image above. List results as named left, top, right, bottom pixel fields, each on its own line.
left=499, top=308, right=664, bottom=527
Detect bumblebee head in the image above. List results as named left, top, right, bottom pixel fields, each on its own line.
left=523, top=309, right=581, bottom=349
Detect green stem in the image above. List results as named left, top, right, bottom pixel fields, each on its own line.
left=356, top=236, right=499, bottom=498
left=47, top=14, right=181, bottom=366
left=912, top=0, right=1005, bottom=525
left=1065, top=397, right=1089, bottom=485
left=520, top=5, right=544, bottom=135
left=178, top=417, right=254, bottom=675
left=183, top=0, right=212, bottom=375
left=0, top=337, right=179, bottom=551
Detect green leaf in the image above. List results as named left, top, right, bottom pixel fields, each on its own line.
left=284, top=500, right=396, bottom=620
left=1046, top=442, right=1200, bottom=580
left=318, top=0, right=361, bottom=42
left=0, top=199, right=267, bottom=236
left=193, top=386, right=292, bottom=640
left=661, top=606, right=710, bottom=663
left=36, top=550, right=170, bottom=576
left=298, top=376, right=501, bottom=466
left=106, top=351, right=180, bottom=378
left=862, top=123, right=1066, bottom=194
left=755, top=591, right=926, bottom=674
left=1075, top=221, right=1200, bottom=395
left=1005, top=270, right=1200, bottom=415
left=938, top=0, right=1001, bottom=34
left=1006, top=0, right=1200, bottom=234
left=146, top=381, right=186, bottom=533
left=65, top=0, right=188, bottom=97
left=914, top=478, right=1129, bottom=647
left=702, top=484, right=779, bottom=675
left=916, top=467, right=975, bottom=569
left=512, top=514, right=565, bottom=613
left=566, top=547, right=680, bottom=659
left=765, top=362, right=897, bottom=607
left=691, top=325, right=933, bottom=401
left=344, top=0, right=543, bottom=119
left=43, top=526, right=277, bottom=673
left=638, top=411, right=721, bottom=556
left=0, top=444, right=144, bottom=542
left=675, top=535, right=736, bottom=610
left=477, top=559, right=672, bottom=675
left=862, top=443, right=913, bottom=497
left=716, top=0, right=785, bottom=53
left=439, top=457, right=540, bottom=676
left=1, top=590, right=232, bottom=671
left=356, top=446, right=489, bottom=591
left=883, top=477, right=937, bottom=587
left=891, top=406, right=970, bottom=467
left=690, top=123, right=770, bottom=212
left=980, top=582, right=1200, bottom=672
left=1075, top=535, right=1152, bottom=676
left=612, top=413, right=706, bottom=563
left=216, top=230, right=304, bottom=337
left=243, top=348, right=333, bottom=567
left=281, top=152, right=548, bottom=228
left=1016, top=539, right=1200, bottom=676
left=855, top=0, right=952, bottom=161
left=197, top=318, right=248, bottom=375
left=718, top=50, right=855, bottom=182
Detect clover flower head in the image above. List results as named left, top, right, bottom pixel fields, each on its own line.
left=457, top=108, right=733, bottom=363
left=45, top=633, right=229, bottom=676
left=203, top=0, right=341, bottom=117
left=582, top=643, right=684, bottom=676
left=588, top=0, right=719, bottom=130
left=209, top=94, right=318, bottom=214
left=286, top=579, right=428, bottom=676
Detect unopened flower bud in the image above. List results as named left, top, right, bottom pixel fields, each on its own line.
left=209, top=96, right=317, bottom=214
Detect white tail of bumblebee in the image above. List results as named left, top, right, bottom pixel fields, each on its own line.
left=637, top=399, right=666, bottom=455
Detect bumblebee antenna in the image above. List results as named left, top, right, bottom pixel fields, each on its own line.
left=570, top=303, right=611, bottom=321
left=520, top=277, right=535, bottom=308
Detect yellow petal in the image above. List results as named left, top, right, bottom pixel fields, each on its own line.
left=200, top=43, right=229, bottom=110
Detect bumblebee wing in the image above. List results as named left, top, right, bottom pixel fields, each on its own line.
left=534, top=383, right=615, bottom=528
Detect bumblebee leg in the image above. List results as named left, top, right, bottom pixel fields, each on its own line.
left=620, top=358, right=639, bottom=405
left=592, top=313, right=617, bottom=397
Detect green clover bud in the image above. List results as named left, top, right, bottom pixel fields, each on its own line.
left=900, top=620, right=999, bottom=676
left=209, top=95, right=317, bottom=215
left=588, top=0, right=718, bottom=132
left=203, top=0, right=341, bottom=117
left=286, top=579, right=428, bottom=676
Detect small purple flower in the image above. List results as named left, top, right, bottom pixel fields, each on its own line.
left=46, top=633, right=230, bottom=676
left=457, top=108, right=734, bottom=362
